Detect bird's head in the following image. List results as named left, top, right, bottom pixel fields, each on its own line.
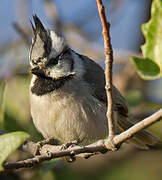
left=30, top=15, right=75, bottom=80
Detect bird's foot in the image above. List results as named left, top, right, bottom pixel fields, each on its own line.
left=61, top=139, right=80, bottom=151
left=34, top=138, right=58, bottom=155
left=61, top=139, right=80, bottom=163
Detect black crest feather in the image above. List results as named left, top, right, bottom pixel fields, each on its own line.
left=31, top=14, right=48, bottom=43
left=33, top=15, right=46, bottom=34
left=30, top=14, right=52, bottom=58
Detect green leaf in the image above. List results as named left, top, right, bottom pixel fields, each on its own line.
left=132, top=0, right=162, bottom=79
left=0, top=81, right=6, bottom=128
left=131, top=56, right=160, bottom=80
left=0, top=131, right=29, bottom=171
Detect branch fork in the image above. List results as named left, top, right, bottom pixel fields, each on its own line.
left=2, top=0, right=162, bottom=170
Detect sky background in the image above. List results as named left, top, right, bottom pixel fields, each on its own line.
left=1, top=0, right=161, bottom=100
left=0, top=0, right=152, bottom=52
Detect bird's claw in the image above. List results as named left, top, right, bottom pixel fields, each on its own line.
left=61, top=139, right=80, bottom=150
left=34, top=138, right=58, bottom=155
left=61, top=139, right=80, bottom=163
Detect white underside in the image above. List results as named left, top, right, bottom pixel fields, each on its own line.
left=30, top=76, right=110, bottom=145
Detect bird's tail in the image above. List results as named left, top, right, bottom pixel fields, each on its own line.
left=117, top=115, right=159, bottom=149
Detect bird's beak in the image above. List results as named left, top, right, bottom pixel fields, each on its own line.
left=31, top=67, right=46, bottom=77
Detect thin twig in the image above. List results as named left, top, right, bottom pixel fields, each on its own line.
left=113, top=108, right=162, bottom=144
left=96, top=0, right=115, bottom=138
left=13, top=23, right=31, bottom=45
left=3, top=109, right=162, bottom=170
left=2, top=0, right=162, bottom=171
left=43, top=0, right=63, bottom=35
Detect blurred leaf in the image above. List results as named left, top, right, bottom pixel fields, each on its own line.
left=125, top=90, right=143, bottom=107
left=0, top=81, right=5, bottom=128
left=40, top=159, right=61, bottom=172
left=0, top=131, right=29, bottom=171
left=131, top=57, right=160, bottom=80
left=5, top=75, right=30, bottom=127
left=3, top=111, right=25, bottom=132
left=54, top=166, right=83, bottom=180
left=132, top=0, right=162, bottom=79
left=3, top=75, right=42, bottom=141
left=39, top=169, right=55, bottom=180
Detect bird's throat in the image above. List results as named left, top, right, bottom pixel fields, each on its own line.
left=31, top=74, right=74, bottom=96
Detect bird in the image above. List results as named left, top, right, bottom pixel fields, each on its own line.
left=29, top=15, right=158, bottom=149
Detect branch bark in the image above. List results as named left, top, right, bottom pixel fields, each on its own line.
left=96, top=0, right=115, bottom=138
left=2, top=0, right=162, bottom=171
left=13, top=23, right=31, bottom=45
left=3, top=109, right=162, bottom=170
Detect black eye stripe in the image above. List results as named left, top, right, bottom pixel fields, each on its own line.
left=47, top=57, right=58, bottom=66
left=47, top=48, right=70, bottom=66
left=54, top=48, right=69, bottom=59
left=32, top=57, right=42, bottom=65
left=32, top=61, right=37, bottom=65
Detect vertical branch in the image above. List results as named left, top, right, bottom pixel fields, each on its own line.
left=96, top=0, right=115, bottom=138
left=43, top=0, right=63, bottom=35
left=16, top=0, right=31, bottom=29
left=13, top=23, right=31, bottom=45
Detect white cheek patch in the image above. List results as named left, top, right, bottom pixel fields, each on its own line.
left=49, top=30, right=67, bottom=58
left=48, top=68, right=75, bottom=79
left=49, top=68, right=66, bottom=79
left=48, top=51, right=85, bottom=79
left=30, top=75, right=37, bottom=88
left=71, top=52, right=85, bottom=77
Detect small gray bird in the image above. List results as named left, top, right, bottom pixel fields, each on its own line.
left=29, top=15, right=157, bottom=148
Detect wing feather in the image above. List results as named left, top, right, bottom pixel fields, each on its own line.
left=78, top=53, right=128, bottom=117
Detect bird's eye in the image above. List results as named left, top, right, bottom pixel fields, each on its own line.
left=47, top=57, right=58, bottom=66
left=32, top=58, right=42, bottom=65
left=32, top=60, right=37, bottom=65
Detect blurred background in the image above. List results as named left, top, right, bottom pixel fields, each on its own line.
left=0, top=0, right=162, bottom=180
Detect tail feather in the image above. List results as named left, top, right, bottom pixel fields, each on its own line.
left=117, top=116, right=159, bottom=149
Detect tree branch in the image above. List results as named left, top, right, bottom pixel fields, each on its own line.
left=2, top=0, right=162, bottom=171
left=13, top=23, right=31, bottom=45
left=96, top=0, right=115, bottom=138
left=113, top=108, right=162, bottom=144
left=3, top=109, right=162, bottom=170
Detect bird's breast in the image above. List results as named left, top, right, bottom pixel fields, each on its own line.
left=30, top=77, right=108, bottom=145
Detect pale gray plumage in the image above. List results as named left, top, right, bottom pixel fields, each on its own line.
left=29, top=15, right=158, bottom=148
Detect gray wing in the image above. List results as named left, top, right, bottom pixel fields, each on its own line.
left=80, top=54, right=128, bottom=117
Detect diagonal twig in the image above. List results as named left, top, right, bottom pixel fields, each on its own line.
left=2, top=0, right=162, bottom=171
left=13, top=23, right=31, bottom=45
left=3, top=109, right=162, bottom=170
